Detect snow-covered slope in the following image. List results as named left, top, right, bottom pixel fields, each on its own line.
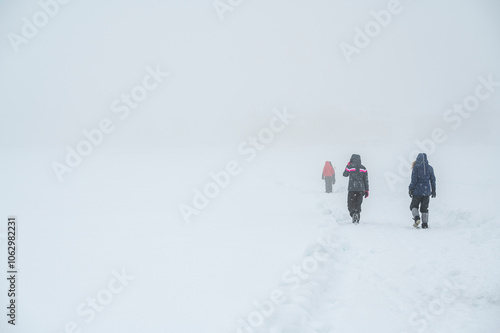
left=2, top=144, right=498, bottom=333
left=225, top=145, right=500, bottom=333
left=1, top=1, right=500, bottom=332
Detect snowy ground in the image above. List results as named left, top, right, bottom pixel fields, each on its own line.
left=1, top=144, right=499, bottom=333
left=1, top=1, right=500, bottom=332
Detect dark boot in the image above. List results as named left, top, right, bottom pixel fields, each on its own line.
left=352, top=212, right=360, bottom=224
left=422, top=213, right=429, bottom=229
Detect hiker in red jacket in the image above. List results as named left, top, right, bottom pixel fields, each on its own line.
left=322, top=161, right=336, bottom=193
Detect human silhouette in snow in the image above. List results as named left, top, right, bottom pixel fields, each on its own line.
left=322, top=161, right=335, bottom=193
left=409, top=153, right=436, bottom=229
left=343, top=154, right=369, bottom=224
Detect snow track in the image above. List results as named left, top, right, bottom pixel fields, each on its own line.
left=259, top=190, right=500, bottom=333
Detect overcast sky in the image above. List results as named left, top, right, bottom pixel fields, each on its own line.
left=1, top=0, right=499, bottom=151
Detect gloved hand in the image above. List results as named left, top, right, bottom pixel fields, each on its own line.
left=364, top=191, right=369, bottom=198
left=409, top=189, right=413, bottom=198
left=431, top=190, right=436, bottom=198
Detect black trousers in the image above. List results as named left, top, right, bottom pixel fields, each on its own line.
left=410, top=195, right=430, bottom=213
left=347, top=191, right=364, bottom=216
left=324, top=176, right=334, bottom=193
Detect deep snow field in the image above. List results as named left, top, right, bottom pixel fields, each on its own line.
left=1, top=1, right=500, bottom=332
left=1, top=143, right=499, bottom=333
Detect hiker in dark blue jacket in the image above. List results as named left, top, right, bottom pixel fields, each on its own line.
left=409, top=153, right=436, bottom=229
